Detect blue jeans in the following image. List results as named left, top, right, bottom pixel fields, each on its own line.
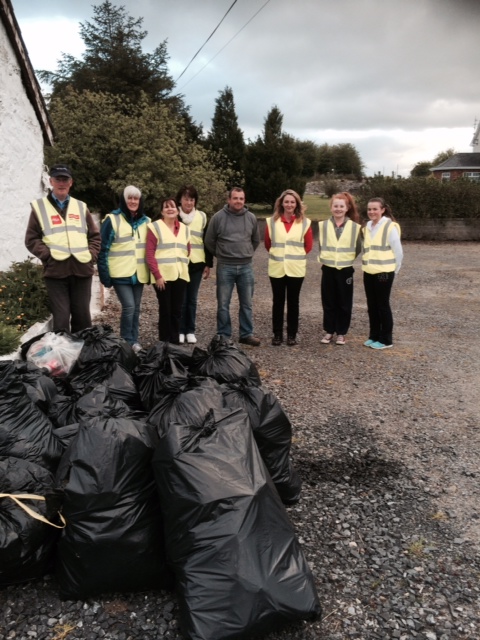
left=216, top=263, right=254, bottom=339
left=180, top=267, right=203, bottom=334
left=113, top=283, right=144, bottom=345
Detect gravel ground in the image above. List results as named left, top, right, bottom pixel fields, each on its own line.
left=2, top=241, right=480, bottom=640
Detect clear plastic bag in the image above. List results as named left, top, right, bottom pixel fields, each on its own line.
left=26, top=332, right=84, bottom=377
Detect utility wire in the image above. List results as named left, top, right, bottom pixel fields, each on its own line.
left=178, top=0, right=272, bottom=91
left=175, top=0, right=238, bottom=83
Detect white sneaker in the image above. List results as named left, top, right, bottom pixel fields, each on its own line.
left=179, top=334, right=185, bottom=344
left=186, top=333, right=197, bottom=344
left=132, top=343, right=142, bottom=354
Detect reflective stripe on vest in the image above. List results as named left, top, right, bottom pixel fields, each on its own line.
left=318, top=219, right=360, bottom=268
left=31, top=197, right=92, bottom=263
left=267, top=217, right=310, bottom=278
left=149, top=220, right=190, bottom=282
left=105, top=213, right=151, bottom=283
left=362, top=219, right=400, bottom=274
left=186, top=210, right=207, bottom=264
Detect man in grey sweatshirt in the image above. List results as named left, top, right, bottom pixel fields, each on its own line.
left=204, top=187, right=261, bottom=346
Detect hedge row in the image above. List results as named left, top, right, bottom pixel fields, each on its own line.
left=355, top=177, right=480, bottom=219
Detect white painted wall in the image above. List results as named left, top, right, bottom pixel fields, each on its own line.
left=0, top=18, right=48, bottom=272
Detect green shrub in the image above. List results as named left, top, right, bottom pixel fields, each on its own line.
left=0, top=322, right=21, bottom=356
left=356, top=177, right=480, bottom=219
left=0, top=258, right=50, bottom=332
left=323, top=178, right=341, bottom=198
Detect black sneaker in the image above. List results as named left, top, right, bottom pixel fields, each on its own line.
left=239, top=335, right=261, bottom=347
left=287, top=336, right=297, bottom=346
left=271, top=334, right=283, bottom=346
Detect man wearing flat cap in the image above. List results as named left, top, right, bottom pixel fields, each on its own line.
left=25, top=164, right=101, bottom=332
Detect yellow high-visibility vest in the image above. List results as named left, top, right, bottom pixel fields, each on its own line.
left=362, top=219, right=401, bottom=274
left=318, top=218, right=360, bottom=269
left=267, top=216, right=311, bottom=278
left=31, top=197, right=92, bottom=263
left=186, top=210, right=207, bottom=264
left=148, top=220, right=190, bottom=282
left=103, top=213, right=152, bottom=283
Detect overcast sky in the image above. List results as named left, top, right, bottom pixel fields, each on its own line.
left=11, top=0, right=480, bottom=176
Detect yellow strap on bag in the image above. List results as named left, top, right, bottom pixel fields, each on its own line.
left=0, top=493, right=66, bottom=529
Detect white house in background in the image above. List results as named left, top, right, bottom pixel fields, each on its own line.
left=0, top=0, right=54, bottom=272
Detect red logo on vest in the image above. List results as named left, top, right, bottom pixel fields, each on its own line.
left=69, top=214, right=80, bottom=220
left=51, top=215, right=62, bottom=225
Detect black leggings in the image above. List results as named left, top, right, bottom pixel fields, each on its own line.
left=363, top=271, right=395, bottom=345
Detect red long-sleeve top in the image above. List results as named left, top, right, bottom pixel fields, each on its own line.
left=146, top=220, right=191, bottom=280
left=264, top=216, right=313, bottom=254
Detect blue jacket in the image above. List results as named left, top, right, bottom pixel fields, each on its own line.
left=98, top=196, right=150, bottom=287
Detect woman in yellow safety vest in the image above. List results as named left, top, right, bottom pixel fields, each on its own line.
left=176, top=185, right=213, bottom=345
left=146, top=197, right=190, bottom=344
left=362, top=197, right=403, bottom=350
left=265, top=189, right=313, bottom=346
left=318, top=192, right=361, bottom=346
left=98, top=185, right=151, bottom=353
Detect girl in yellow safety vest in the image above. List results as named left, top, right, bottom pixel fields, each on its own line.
left=98, top=185, right=151, bottom=353
left=146, top=197, right=190, bottom=344
left=265, top=189, right=313, bottom=346
left=362, top=197, right=403, bottom=350
left=318, top=192, right=361, bottom=346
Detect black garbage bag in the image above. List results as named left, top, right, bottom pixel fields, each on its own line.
left=0, top=456, right=64, bottom=586
left=147, top=376, right=224, bottom=437
left=0, top=362, right=64, bottom=472
left=221, top=381, right=302, bottom=504
left=71, top=324, right=137, bottom=374
left=48, top=392, right=80, bottom=429
left=68, top=360, right=142, bottom=411
left=55, top=412, right=172, bottom=599
left=133, top=343, right=190, bottom=412
left=190, top=335, right=261, bottom=386
left=10, top=360, right=59, bottom=414
left=152, top=408, right=321, bottom=640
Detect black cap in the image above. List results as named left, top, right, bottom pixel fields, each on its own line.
left=49, top=164, right=72, bottom=178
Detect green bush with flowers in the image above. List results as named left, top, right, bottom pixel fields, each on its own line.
left=0, top=258, right=50, bottom=355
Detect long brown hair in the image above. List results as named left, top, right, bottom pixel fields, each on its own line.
left=368, top=197, right=397, bottom=222
left=330, top=192, right=360, bottom=223
left=273, top=189, right=306, bottom=222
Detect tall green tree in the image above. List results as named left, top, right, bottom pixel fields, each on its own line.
left=330, top=143, right=364, bottom=178
left=45, top=89, right=227, bottom=214
left=244, top=106, right=305, bottom=207
left=38, top=1, right=201, bottom=138
left=294, top=139, right=320, bottom=178
left=207, top=87, right=245, bottom=174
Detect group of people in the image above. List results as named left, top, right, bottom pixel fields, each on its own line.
left=25, top=165, right=403, bottom=352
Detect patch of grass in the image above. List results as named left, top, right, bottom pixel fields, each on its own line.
left=249, top=195, right=331, bottom=221
left=304, top=194, right=331, bottom=220
left=406, top=538, right=427, bottom=558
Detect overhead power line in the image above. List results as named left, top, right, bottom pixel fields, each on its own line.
left=175, top=0, right=238, bottom=83
left=178, top=0, right=272, bottom=91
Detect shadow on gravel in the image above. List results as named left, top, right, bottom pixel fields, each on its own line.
left=301, top=447, right=402, bottom=486
left=295, top=414, right=403, bottom=486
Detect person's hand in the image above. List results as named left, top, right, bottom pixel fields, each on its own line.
left=203, top=266, right=210, bottom=280
left=155, top=276, right=166, bottom=290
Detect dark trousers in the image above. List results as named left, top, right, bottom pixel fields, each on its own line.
left=363, top=271, right=395, bottom=345
left=44, top=276, right=92, bottom=333
left=155, top=279, right=187, bottom=343
left=270, top=275, right=304, bottom=338
left=180, top=267, right=203, bottom=335
left=321, top=265, right=354, bottom=335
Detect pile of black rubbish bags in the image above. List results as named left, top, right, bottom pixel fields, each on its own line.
left=0, top=325, right=321, bottom=639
